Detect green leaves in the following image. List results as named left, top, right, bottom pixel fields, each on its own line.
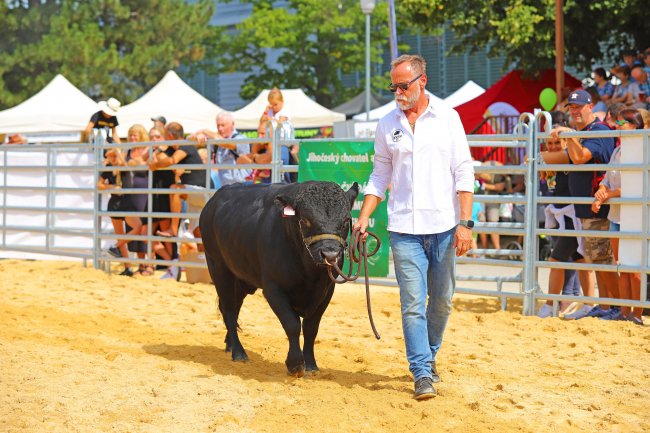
left=0, top=0, right=216, bottom=109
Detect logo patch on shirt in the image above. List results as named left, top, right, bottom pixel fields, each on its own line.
left=391, top=129, right=404, bottom=142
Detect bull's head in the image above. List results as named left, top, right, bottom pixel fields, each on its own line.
left=275, top=181, right=359, bottom=266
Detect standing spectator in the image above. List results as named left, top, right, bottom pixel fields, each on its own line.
left=101, top=148, right=139, bottom=276
left=354, top=54, right=474, bottom=400
left=148, top=122, right=210, bottom=250
left=240, top=119, right=293, bottom=184
left=84, top=98, right=121, bottom=144
left=592, top=109, right=644, bottom=324
left=192, top=111, right=251, bottom=187
left=537, top=132, right=595, bottom=318
left=124, top=124, right=153, bottom=276
left=630, top=66, right=649, bottom=109
left=544, top=90, right=618, bottom=320
left=611, top=66, right=641, bottom=107
left=592, top=68, right=614, bottom=103
left=476, top=160, right=507, bottom=250
left=604, top=103, right=626, bottom=130
left=151, top=116, right=167, bottom=130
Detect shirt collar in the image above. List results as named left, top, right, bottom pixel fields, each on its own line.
left=394, top=95, right=436, bottom=120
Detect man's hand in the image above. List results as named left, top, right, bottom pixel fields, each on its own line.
left=352, top=217, right=370, bottom=241
left=550, top=126, right=572, bottom=139
left=591, top=199, right=602, bottom=214
left=454, top=225, right=473, bottom=257
left=147, top=159, right=158, bottom=171
left=594, top=188, right=609, bottom=203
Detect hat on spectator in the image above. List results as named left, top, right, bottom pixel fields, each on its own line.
left=151, top=116, right=167, bottom=125
left=98, top=97, right=121, bottom=116
left=567, top=90, right=592, bottom=106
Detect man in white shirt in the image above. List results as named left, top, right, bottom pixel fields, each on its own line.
left=354, top=54, right=474, bottom=400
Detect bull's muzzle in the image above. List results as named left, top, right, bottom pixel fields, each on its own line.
left=302, top=233, right=346, bottom=266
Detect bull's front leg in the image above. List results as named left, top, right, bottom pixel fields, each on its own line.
left=263, top=287, right=305, bottom=377
left=302, top=287, right=334, bottom=373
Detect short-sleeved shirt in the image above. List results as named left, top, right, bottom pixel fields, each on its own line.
left=596, top=82, right=614, bottom=99
left=567, top=120, right=615, bottom=218
left=177, top=145, right=208, bottom=187
left=613, top=81, right=640, bottom=102
left=215, top=131, right=251, bottom=186
left=89, top=111, right=119, bottom=143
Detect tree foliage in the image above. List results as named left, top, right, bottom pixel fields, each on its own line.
left=214, top=0, right=392, bottom=107
left=398, top=0, right=650, bottom=75
left=0, top=0, right=217, bottom=109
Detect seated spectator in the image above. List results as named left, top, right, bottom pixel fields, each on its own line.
left=630, top=66, right=649, bottom=109
left=240, top=119, right=293, bottom=184
left=621, top=49, right=642, bottom=69
left=100, top=148, right=140, bottom=277
left=84, top=98, right=121, bottom=144
left=259, top=88, right=294, bottom=141
left=585, top=87, right=607, bottom=120
left=610, top=65, right=641, bottom=107
left=643, top=49, right=650, bottom=76
left=592, top=67, right=614, bottom=103
left=592, top=109, right=644, bottom=324
left=148, top=122, right=211, bottom=251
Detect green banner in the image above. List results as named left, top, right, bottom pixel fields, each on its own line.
left=298, top=140, right=389, bottom=277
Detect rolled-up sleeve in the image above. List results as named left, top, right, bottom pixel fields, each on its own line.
left=364, top=122, right=392, bottom=201
left=449, top=109, right=474, bottom=192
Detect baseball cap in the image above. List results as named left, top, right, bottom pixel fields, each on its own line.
left=566, top=90, right=592, bottom=106
left=151, top=115, right=167, bottom=125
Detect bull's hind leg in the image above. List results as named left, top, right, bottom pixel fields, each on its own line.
left=206, top=254, right=249, bottom=362
left=302, top=286, right=335, bottom=373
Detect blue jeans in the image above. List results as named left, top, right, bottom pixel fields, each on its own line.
left=389, top=227, right=456, bottom=380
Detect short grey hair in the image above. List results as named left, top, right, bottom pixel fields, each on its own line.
left=391, top=54, right=426, bottom=75
left=216, top=111, right=234, bottom=124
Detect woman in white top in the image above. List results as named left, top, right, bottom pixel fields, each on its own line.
left=591, top=109, right=644, bottom=325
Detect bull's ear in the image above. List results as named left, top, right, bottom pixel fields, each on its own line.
left=274, top=194, right=296, bottom=210
left=345, top=182, right=359, bottom=209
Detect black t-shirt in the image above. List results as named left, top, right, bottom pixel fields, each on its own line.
left=177, top=145, right=208, bottom=187
left=153, top=147, right=176, bottom=189
left=567, top=121, right=615, bottom=218
left=553, top=171, right=571, bottom=209
left=90, top=111, right=119, bottom=143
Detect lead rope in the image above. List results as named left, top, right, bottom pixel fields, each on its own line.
left=327, top=227, right=381, bottom=340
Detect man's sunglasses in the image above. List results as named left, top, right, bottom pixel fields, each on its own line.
left=388, top=74, right=423, bottom=93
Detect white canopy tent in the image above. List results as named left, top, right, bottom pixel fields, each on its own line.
left=443, top=80, right=485, bottom=108
left=232, top=89, right=345, bottom=129
left=116, top=71, right=225, bottom=136
left=0, top=74, right=97, bottom=135
left=352, top=90, right=447, bottom=121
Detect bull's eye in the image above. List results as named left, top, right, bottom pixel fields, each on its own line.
left=300, top=219, right=312, bottom=229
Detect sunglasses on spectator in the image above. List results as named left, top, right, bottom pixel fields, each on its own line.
left=615, top=119, right=630, bottom=126
left=388, top=74, right=423, bottom=92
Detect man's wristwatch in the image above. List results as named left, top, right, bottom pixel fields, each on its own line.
left=459, top=220, right=475, bottom=229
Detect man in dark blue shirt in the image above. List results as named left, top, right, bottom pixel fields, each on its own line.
left=542, top=90, right=618, bottom=320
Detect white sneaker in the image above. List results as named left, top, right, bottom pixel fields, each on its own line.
left=537, top=304, right=554, bottom=318
left=562, top=304, right=593, bottom=320
left=160, top=265, right=179, bottom=280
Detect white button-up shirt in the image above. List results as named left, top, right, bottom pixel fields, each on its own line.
left=364, top=96, right=474, bottom=234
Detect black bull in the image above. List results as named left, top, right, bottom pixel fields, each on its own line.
left=199, top=181, right=359, bottom=376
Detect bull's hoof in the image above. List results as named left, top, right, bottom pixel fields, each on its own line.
left=286, top=362, right=306, bottom=378
left=232, top=351, right=249, bottom=362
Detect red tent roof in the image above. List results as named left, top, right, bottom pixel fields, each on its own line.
left=455, top=69, right=583, bottom=133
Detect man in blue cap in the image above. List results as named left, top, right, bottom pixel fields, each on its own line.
left=539, top=89, right=618, bottom=320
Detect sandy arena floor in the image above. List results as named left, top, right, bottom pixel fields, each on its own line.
left=1, top=259, right=649, bottom=433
